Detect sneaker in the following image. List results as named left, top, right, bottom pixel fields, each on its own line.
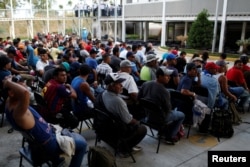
left=132, top=146, right=142, bottom=153
left=165, top=138, right=178, bottom=145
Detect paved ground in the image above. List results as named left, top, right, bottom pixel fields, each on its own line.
left=1, top=111, right=250, bottom=167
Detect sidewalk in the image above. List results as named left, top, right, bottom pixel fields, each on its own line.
left=0, top=112, right=250, bottom=167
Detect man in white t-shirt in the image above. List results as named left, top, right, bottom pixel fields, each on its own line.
left=36, top=48, right=50, bottom=76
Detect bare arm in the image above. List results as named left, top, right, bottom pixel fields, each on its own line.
left=3, top=78, right=30, bottom=115
left=80, top=82, right=96, bottom=103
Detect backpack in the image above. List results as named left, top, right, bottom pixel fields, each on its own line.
left=88, top=146, right=117, bottom=167
left=229, top=101, right=242, bottom=125
left=211, top=109, right=234, bottom=138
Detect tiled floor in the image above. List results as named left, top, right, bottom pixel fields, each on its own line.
left=0, top=112, right=250, bottom=167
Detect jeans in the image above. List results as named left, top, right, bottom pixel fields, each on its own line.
left=229, top=86, right=245, bottom=98
left=165, top=109, right=185, bottom=138
left=44, top=133, right=87, bottom=167
left=69, top=133, right=87, bottom=167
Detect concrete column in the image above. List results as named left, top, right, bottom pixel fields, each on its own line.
left=144, top=22, right=149, bottom=42
left=240, top=22, right=247, bottom=52
left=219, top=0, right=228, bottom=53
left=139, top=22, right=143, bottom=39
left=184, top=21, right=188, bottom=37
left=122, top=0, right=126, bottom=42
left=118, top=21, right=122, bottom=41
left=161, top=0, right=166, bottom=46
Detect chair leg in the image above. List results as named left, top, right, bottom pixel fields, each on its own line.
left=149, top=127, right=155, bottom=137
left=186, top=125, right=191, bottom=139
left=19, top=156, right=23, bottom=167
left=0, top=112, right=4, bottom=127
left=78, top=121, right=83, bottom=134
left=156, top=135, right=161, bottom=153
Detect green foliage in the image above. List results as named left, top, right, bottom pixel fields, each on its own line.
left=0, top=0, right=23, bottom=9
left=126, top=34, right=139, bottom=39
left=187, top=9, right=213, bottom=49
left=236, top=38, right=250, bottom=46
left=32, top=0, right=55, bottom=9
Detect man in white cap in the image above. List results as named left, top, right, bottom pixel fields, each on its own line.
left=95, top=73, right=147, bottom=154
left=140, top=54, right=159, bottom=81
left=138, top=66, right=185, bottom=144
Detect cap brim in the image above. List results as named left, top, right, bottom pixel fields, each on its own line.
left=147, top=57, right=159, bottom=63
left=115, top=78, right=126, bottom=83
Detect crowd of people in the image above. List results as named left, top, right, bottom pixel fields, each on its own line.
left=0, top=32, right=250, bottom=166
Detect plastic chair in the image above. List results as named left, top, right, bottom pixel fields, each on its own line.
left=93, top=108, right=136, bottom=163
left=19, top=131, right=65, bottom=167
left=169, top=90, right=193, bottom=138
left=139, top=98, right=171, bottom=153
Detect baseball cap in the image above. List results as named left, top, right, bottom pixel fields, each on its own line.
left=120, top=60, right=133, bottom=68
left=89, top=48, right=99, bottom=54
left=171, top=50, right=178, bottom=55
left=146, top=54, right=159, bottom=63
left=166, top=53, right=176, bottom=61
left=7, top=46, right=17, bottom=56
left=215, top=60, right=227, bottom=67
left=186, top=63, right=197, bottom=71
left=191, top=57, right=203, bottom=62
left=104, top=73, right=126, bottom=85
left=126, top=51, right=134, bottom=58
left=157, top=66, right=174, bottom=76
left=205, top=62, right=219, bottom=70
left=61, top=62, right=70, bottom=72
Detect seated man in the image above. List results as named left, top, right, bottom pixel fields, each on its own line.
left=140, top=54, right=159, bottom=81
left=96, top=73, right=147, bottom=153
left=119, top=60, right=144, bottom=119
left=177, top=63, right=200, bottom=124
left=3, top=76, right=87, bottom=167
left=43, top=67, right=78, bottom=129
left=71, top=64, right=95, bottom=120
left=138, top=66, right=185, bottom=144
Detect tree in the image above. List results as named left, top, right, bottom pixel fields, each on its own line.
left=187, top=9, right=213, bottom=49
left=0, top=0, right=24, bottom=17
left=32, top=0, right=55, bottom=9
left=236, top=38, right=250, bottom=52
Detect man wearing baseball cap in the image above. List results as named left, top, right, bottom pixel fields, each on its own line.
left=140, top=54, right=159, bottom=81
left=198, top=62, right=222, bottom=133
left=138, top=66, right=185, bottom=144
left=95, top=73, right=147, bottom=154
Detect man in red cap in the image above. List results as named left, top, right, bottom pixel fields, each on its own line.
left=198, top=62, right=228, bottom=133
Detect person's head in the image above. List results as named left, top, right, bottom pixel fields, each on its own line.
left=120, top=60, right=132, bottom=73
left=89, top=48, right=99, bottom=58
left=105, top=73, right=126, bottom=94
left=156, top=66, right=173, bottom=84
left=166, top=53, right=177, bottom=65
left=105, top=46, right=111, bottom=54
left=191, top=57, right=203, bottom=67
left=126, top=51, right=135, bottom=62
left=201, top=51, right=209, bottom=61
left=60, top=62, right=70, bottom=73
left=0, top=55, right=11, bottom=70
left=79, top=64, right=91, bottom=76
left=146, top=54, right=159, bottom=67
left=216, top=60, right=227, bottom=73
left=112, top=46, right=120, bottom=56
left=132, top=44, right=138, bottom=53
left=191, top=53, right=200, bottom=60
left=240, top=56, right=249, bottom=65
left=205, top=62, right=219, bottom=75
left=102, top=53, right=111, bottom=64
left=38, top=48, right=48, bottom=61
left=234, top=60, right=243, bottom=69
left=186, top=63, right=198, bottom=77
left=53, top=67, right=67, bottom=83
left=52, top=41, right=58, bottom=48
left=180, top=51, right=186, bottom=58
left=220, top=53, right=227, bottom=60
left=7, top=46, right=17, bottom=58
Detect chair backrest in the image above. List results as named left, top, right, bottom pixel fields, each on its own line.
left=139, top=98, right=166, bottom=127
left=192, top=86, right=208, bottom=97
left=34, top=92, right=47, bottom=106
left=93, top=108, right=128, bottom=138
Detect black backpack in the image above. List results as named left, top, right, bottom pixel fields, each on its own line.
left=211, top=109, right=234, bottom=138
left=88, top=146, right=117, bottom=167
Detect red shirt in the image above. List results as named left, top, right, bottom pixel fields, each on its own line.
left=226, top=67, right=246, bottom=86
left=242, top=65, right=250, bottom=73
